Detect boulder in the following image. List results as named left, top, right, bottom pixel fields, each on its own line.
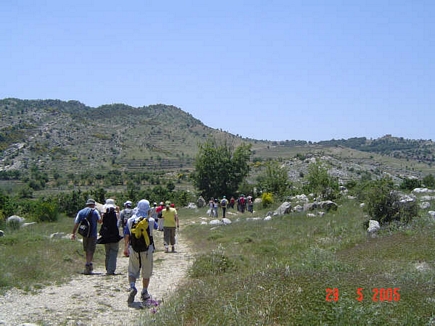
left=197, top=196, right=206, bottom=208
left=367, top=220, right=380, bottom=234
left=420, top=202, right=431, bottom=210
left=6, top=215, right=25, bottom=224
left=50, top=232, right=66, bottom=239
left=318, top=200, right=338, bottom=211
left=274, top=201, right=292, bottom=215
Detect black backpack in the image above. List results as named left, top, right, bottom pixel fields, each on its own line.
left=98, top=208, right=122, bottom=244
left=78, top=209, right=93, bottom=237
left=130, top=217, right=153, bottom=252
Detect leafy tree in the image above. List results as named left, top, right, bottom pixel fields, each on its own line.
left=303, top=160, right=339, bottom=200
left=256, top=161, right=291, bottom=199
left=192, top=138, right=251, bottom=199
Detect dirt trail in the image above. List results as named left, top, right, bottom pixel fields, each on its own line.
left=0, top=231, right=193, bottom=326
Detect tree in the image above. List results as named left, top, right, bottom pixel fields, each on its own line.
left=256, top=161, right=291, bottom=199
left=192, top=138, right=251, bottom=199
left=303, top=160, right=339, bottom=200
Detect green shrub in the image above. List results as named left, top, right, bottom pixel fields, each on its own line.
left=365, top=177, right=418, bottom=225
left=34, top=198, right=59, bottom=222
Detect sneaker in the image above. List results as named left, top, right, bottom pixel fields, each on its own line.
left=171, top=246, right=176, bottom=253
left=141, top=291, right=151, bottom=301
left=127, top=287, right=137, bottom=305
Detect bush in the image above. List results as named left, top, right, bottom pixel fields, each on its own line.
left=34, top=199, right=59, bottom=222
left=261, top=192, right=274, bottom=208
left=365, top=177, right=418, bottom=225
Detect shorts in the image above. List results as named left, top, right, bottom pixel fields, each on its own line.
left=82, top=237, right=97, bottom=253
left=128, top=247, right=153, bottom=279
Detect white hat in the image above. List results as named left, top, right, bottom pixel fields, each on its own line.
left=105, top=198, right=116, bottom=209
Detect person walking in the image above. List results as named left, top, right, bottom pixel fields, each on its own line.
left=71, top=199, right=102, bottom=275
left=119, top=200, right=134, bottom=256
left=124, top=199, right=155, bottom=305
left=220, top=196, right=228, bottom=218
left=161, top=201, right=179, bottom=253
left=97, top=199, right=123, bottom=275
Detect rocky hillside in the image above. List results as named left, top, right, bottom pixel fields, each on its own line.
left=1, top=98, right=435, bottom=188
left=0, top=98, right=254, bottom=174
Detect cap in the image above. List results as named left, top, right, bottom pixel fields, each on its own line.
left=124, top=200, right=132, bottom=207
left=86, top=198, right=96, bottom=205
left=165, top=200, right=171, bottom=207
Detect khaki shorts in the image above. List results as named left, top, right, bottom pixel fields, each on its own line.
left=82, top=237, right=97, bottom=253
left=128, top=247, right=153, bottom=279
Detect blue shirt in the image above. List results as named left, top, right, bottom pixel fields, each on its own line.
left=75, top=207, right=101, bottom=238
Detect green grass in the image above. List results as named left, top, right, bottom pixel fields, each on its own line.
left=2, top=201, right=435, bottom=324
left=0, top=215, right=106, bottom=293
left=150, top=201, right=435, bottom=325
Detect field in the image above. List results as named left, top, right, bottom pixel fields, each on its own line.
left=2, top=197, right=435, bottom=325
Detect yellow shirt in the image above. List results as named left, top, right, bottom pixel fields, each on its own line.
left=162, top=207, right=177, bottom=227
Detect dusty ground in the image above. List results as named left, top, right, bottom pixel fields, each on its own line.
left=0, top=230, right=193, bottom=326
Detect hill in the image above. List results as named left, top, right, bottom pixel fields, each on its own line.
left=1, top=98, right=435, bottom=191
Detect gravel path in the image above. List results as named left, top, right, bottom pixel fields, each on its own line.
left=0, top=231, right=193, bottom=326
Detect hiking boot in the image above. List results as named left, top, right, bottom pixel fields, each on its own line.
left=84, top=264, right=92, bottom=275
left=141, top=290, right=151, bottom=301
left=127, top=287, right=137, bottom=305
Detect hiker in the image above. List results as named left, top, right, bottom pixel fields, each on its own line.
left=213, top=198, right=219, bottom=217
left=124, top=199, right=155, bottom=305
left=220, top=196, right=228, bottom=218
left=156, top=201, right=165, bottom=231
left=247, top=195, right=254, bottom=213
left=208, top=198, right=214, bottom=217
left=119, top=200, right=134, bottom=256
left=229, top=196, right=235, bottom=209
left=150, top=202, right=158, bottom=220
left=71, top=198, right=102, bottom=275
left=161, top=201, right=179, bottom=253
left=97, top=199, right=123, bottom=275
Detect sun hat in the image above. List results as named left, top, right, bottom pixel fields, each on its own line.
left=136, top=199, right=150, bottom=216
left=104, top=198, right=116, bottom=210
left=86, top=198, right=96, bottom=205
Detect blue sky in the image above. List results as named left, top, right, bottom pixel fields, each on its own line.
left=1, top=1, right=434, bottom=142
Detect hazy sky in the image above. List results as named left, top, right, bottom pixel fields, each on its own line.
left=1, top=1, right=433, bottom=142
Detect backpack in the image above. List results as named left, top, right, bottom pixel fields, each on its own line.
left=98, top=208, right=122, bottom=244
left=78, top=209, right=93, bottom=237
left=121, top=208, right=133, bottom=228
left=221, top=199, right=227, bottom=207
left=130, top=217, right=153, bottom=252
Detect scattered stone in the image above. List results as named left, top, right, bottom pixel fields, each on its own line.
left=367, top=220, right=380, bottom=235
